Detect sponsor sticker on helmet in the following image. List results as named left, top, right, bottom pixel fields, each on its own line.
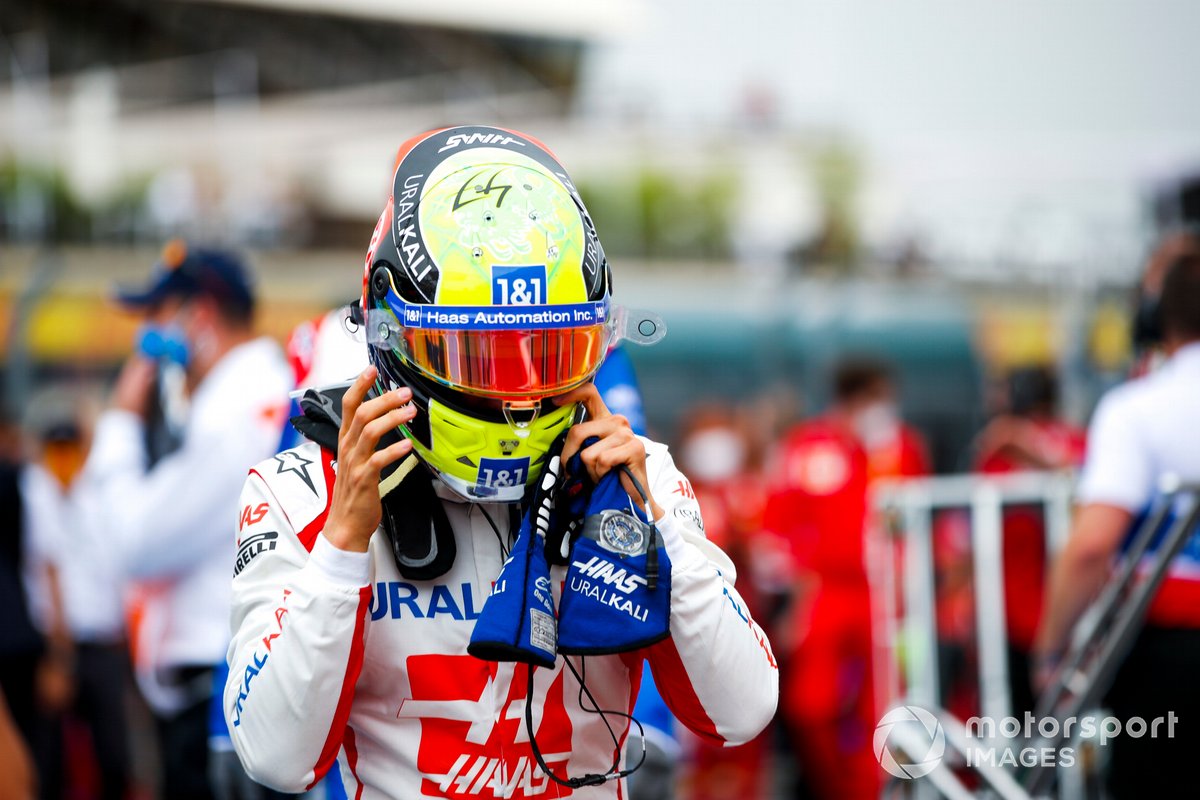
left=438, top=130, right=528, bottom=154
left=476, top=457, right=531, bottom=492
left=492, top=265, right=547, bottom=306
left=379, top=291, right=608, bottom=331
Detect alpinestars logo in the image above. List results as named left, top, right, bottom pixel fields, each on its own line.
left=399, top=655, right=572, bottom=798
left=274, top=451, right=317, bottom=495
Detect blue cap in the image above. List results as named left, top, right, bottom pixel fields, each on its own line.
left=115, top=240, right=255, bottom=316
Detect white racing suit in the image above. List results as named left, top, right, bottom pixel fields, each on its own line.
left=225, top=438, right=778, bottom=799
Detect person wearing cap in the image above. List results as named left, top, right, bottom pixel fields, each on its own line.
left=20, top=416, right=132, bottom=800
left=80, top=242, right=290, bottom=800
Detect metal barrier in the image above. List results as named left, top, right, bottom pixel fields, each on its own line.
left=1023, top=478, right=1200, bottom=794
left=872, top=472, right=1200, bottom=799
left=871, top=471, right=1075, bottom=800
left=872, top=471, right=1075, bottom=725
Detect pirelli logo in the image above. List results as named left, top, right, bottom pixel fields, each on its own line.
left=234, top=531, right=278, bottom=576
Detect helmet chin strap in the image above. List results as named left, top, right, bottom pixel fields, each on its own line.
left=378, top=453, right=419, bottom=498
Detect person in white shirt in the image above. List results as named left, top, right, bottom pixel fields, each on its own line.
left=21, top=418, right=130, bottom=800
left=1035, top=248, right=1200, bottom=797
left=81, top=242, right=291, bottom=800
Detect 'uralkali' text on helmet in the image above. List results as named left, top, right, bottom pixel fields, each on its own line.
left=362, top=125, right=613, bottom=503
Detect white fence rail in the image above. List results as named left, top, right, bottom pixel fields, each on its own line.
left=872, top=472, right=1200, bottom=799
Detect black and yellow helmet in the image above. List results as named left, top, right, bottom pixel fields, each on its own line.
left=361, top=126, right=614, bottom=502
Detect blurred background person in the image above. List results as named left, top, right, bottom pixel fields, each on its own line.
left=972, top=366, right=1086, bottom=715
left=674, top=405, right=773, bottom=800
left=0, top=406, right=77, bottom=798
left=77, top=242, right=290, bottom=800
left=676, top=406, right=766, bottom=575
left=275, top=304, right=366, bottom=453
left=0, top=406, right=50, bottom=796
left=208, top=303, right=366, bottom=800
left=843, top=359, right=931, bottom=485
left=0, top=689, right=36, bottom=800
left=21, top=413, right=133, bottom=800
left=974, top=366, right=1087, bottom=476
left=1128, top=230, right=1200, bottom=376
left=765, top=357, right=928, bottom=800
left=1035, top=250, right=1200, bottom=797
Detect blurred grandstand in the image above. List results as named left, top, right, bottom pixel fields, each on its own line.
left=4, top=0, right=1192, bottom=465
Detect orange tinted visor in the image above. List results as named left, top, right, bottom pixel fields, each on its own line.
left=398, top=324, right=612, bottom=400
left=369, top=289, right=626, bottom=399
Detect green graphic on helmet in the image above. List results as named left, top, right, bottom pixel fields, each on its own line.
left=362, top=126, right=612, bottom=502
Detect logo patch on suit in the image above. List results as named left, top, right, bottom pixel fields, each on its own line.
left=398, top=655, right=572, bottom=798
left=274, top=451, right=317, bottom=495
left=234, top=532, right=278, bottom=576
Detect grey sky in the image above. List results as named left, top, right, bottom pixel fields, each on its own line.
left=583, top=0, right=1200, bottom=136
left=579, top=1, right=1200, bottom=276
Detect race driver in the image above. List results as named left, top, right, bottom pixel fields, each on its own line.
left=224, top=126, right=778, bottom=799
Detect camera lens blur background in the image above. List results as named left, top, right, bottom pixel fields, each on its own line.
left=2, top=2, right=1198, bottom=799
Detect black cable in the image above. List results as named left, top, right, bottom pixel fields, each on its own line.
left=566, top=656, right=648, bottom=777
left=508, top=504, right=522, bottom=548
left=476, top=504, right=510, bottom=560
left=524, top=662, right=647, bottom=790
left=564, top=656, right=623, bottom=754
left=616, top=464, right=659, bottom=591
left=518, top=456, right=654, bottom=789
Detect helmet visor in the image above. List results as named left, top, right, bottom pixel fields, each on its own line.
left=368, top=289, right=615, bottom=400
left=400, top=324, right=612, bottom=399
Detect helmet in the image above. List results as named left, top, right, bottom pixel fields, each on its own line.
left=362, top=126, right=612, bottom=503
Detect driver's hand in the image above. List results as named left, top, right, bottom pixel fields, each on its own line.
left=322, top=366, right=416, bottom=552
left=556, top=384, right=664, bottom=520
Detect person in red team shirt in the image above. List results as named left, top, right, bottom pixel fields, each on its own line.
left=765, top=358, right=929, bottom=800
left=973, top=366, right=1086, bottom=715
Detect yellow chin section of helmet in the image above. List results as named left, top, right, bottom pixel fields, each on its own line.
left=403, top=398, right=578, bottom=503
